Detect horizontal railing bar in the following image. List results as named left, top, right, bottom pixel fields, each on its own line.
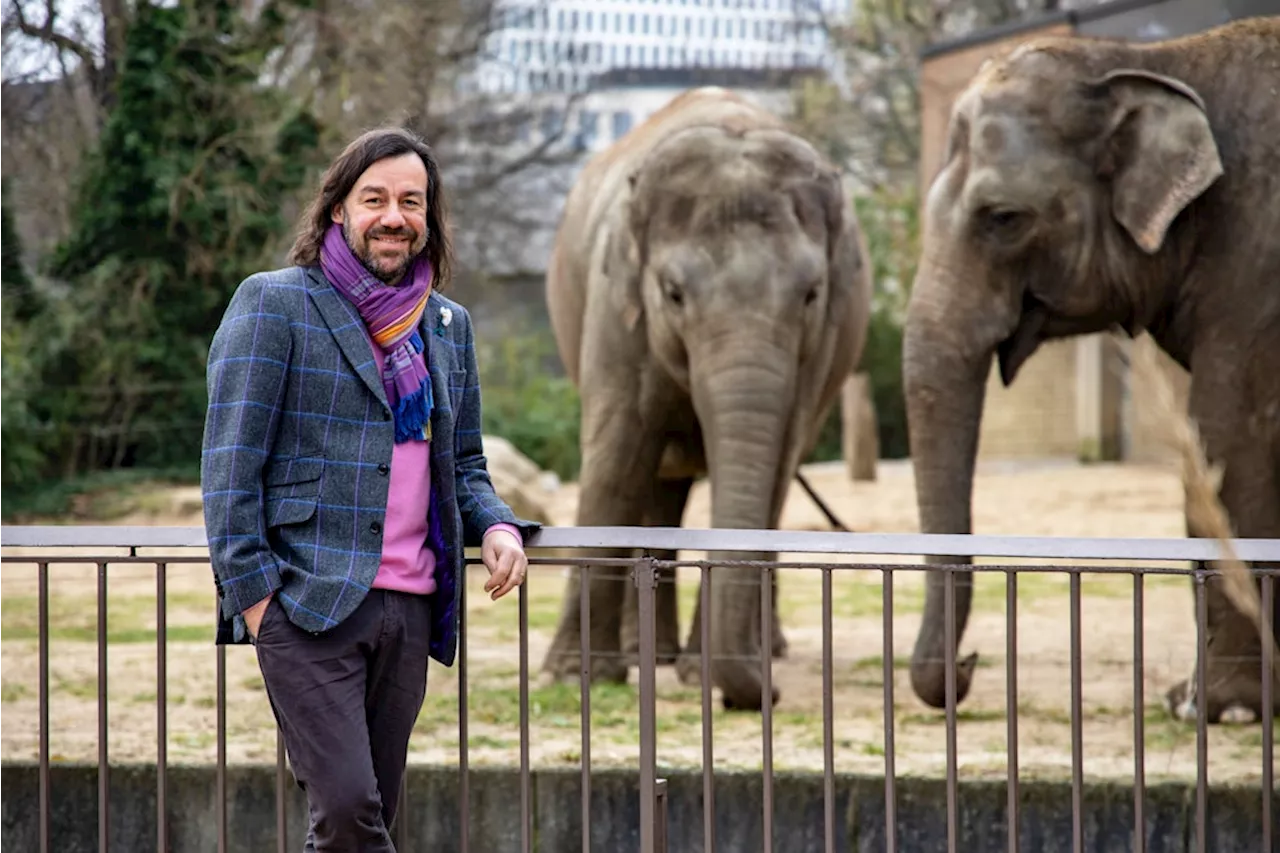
left=5, top=524, right=1280, bottom=562
left=651, top=560, right=1280, bottom=578
left=7, top=548, right=1280, bottom=589
left=9, top=551, right=1279, bottom=581
left=6, top=551, right=1279, bottom=584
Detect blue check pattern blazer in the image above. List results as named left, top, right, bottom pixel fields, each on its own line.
left=201, top=265, right=539, bottom=666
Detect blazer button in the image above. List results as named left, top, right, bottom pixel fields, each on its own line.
left=378, top=463, right=390, bottom=475
left=382, top=409, right=392, bottom=421
left=370, top=521, right=383, bottom=535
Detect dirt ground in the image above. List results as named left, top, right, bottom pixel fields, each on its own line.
left=1, top=458, right=1270, bottom=785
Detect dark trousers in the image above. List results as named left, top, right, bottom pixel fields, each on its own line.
left=253, top=588, right=431, bottom=852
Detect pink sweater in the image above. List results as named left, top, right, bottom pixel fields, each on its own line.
left=365, top=332, right=521, bottom=595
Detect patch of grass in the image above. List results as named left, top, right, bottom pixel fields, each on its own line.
left=174, top=732, right=216, bottom=750
left=838, top=576, right=922, bottom=618
left=462, top=575, right=564, bottom=639
left=657, top=709, right=705, bottom=735
left=52, top=673, right=97, bottom=700
left=468, top=734, right=518, bottom=750
left=2, top=591, right=214, bottom=644
left=419, top=681, right=638, bottom=733
left=1, top=682, right=30, bottom=702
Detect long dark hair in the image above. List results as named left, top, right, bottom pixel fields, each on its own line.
left=288, top=126, right=453, bottom=289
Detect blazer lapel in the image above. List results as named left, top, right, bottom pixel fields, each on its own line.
left=303, top=266, right=389, bottom=409
left=424, top=293, right=454, bottom=443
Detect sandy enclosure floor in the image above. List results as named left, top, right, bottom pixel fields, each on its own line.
left=0, top=460, right=1270, bottom=784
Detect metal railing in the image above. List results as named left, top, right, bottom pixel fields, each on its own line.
left=1, top=524, right=1277, bottom=852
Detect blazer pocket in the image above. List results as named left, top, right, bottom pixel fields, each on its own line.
left=263, top=455, right=324, bottom=527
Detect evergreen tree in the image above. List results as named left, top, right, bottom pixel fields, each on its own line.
left=2, top=178, right=40, bottom=323
left=24, top=0, right=321, bottom=484
left=2, top=178, right=47, bottom=495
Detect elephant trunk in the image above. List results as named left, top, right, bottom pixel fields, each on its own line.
left=693, top=341, right=795, bottom=711
left=903, top=260, right=993, bottom=709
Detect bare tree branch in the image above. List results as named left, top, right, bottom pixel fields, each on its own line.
left=4, top=0, right=99, bottom=73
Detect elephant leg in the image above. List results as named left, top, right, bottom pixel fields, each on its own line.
left=621, top=476, right=693, bottom=666
left=771, top=571, right=789, bottom=659
left=685, top=571, right=786, bottom=661
left=677, top=550, right=782, bottom=710
left=540, top=409, right=664, bottom=686
left=1164, top=420, right=1280, bottom=723
left=677, top=502, right=787, bottom=697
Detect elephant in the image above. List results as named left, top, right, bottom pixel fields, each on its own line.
left=538, top=87, right=871, bottom=711
left=902, top=16, right=1280, bottom=723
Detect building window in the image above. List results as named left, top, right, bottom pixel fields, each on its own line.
left=612, top=110, right=633, bottom=139
left=577, top=110, right=599, bottom=151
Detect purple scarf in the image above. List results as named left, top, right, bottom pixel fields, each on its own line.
left=320, top=223, right=434, bottom=443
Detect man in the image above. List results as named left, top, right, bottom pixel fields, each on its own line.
left=201, top=126, right=538, bottom=851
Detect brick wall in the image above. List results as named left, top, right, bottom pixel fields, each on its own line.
left=976, top=338, right=1079, bottom=459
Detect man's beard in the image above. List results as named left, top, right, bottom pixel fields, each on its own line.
left=342, top=219, right=423, bottom=284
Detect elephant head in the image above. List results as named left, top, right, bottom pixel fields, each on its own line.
left=903, top=43, right=1223, bottom=708
left=609, top=125, right=868, bottom=709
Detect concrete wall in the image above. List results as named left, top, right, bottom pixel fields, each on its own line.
left=3, top=762, right=1270, bottom=852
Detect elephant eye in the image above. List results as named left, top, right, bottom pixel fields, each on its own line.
left=978, top=205, right=1032, bottom=239
left=661, top=277, right=683, bottom=306
left=804, top=282, right=821, bottom=305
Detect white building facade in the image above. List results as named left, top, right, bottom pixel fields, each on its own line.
left=472, top=0, right=850, bottom=95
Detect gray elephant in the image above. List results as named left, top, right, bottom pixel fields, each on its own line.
left=539, top=87, right=871, bottom=710
left=902, top=17, right=1280, bottom=723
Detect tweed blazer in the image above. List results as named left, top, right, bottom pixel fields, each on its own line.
left=201, top=264, right=539, bottom=666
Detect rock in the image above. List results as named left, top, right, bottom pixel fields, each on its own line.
left=483, top=435, right=558, bottom=524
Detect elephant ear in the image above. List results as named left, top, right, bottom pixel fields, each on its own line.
left=600, top=169, right=646, bottom=333
left=1096, top=68, right=1223, bottom=254
left=789, top=162, right=870, bottom=411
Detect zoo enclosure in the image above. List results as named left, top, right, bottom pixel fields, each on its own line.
left=1, top=524, right=1276, bottom=853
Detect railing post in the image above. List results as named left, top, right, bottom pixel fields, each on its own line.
left=635, top=556, right=659, bottom=853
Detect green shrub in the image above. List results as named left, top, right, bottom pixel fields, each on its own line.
left=854, top=187, right=918, bottom=461
left=807, top=187, right=918, bottom=463
left=477, top=332, right=582, bottom=482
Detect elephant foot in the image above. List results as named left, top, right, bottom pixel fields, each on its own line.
left=714, top=658, right=781, bottom=712
left=770, top=632, right=789, bottom=659
left=540, top=650, right=630, bottom=687
left=674, top=653, right=781, bottom=711
left=621, top=636, right=682, bottom=668
left=721, top=684, right=781, bottom=712
left=675, top=653, right=703, bottom=687
left=1162, top=678, right=1263, bottom=725
left=908, top=651, right=979, bottom=710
